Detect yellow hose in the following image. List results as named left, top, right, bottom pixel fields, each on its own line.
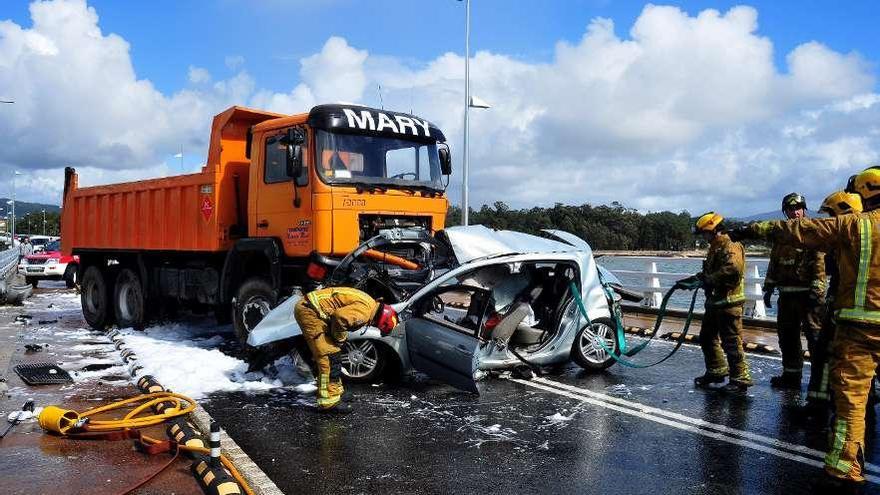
left=38, top=392, right=254, bottom=495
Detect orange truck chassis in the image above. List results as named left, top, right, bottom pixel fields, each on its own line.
left=62, top=104, right=451, bottom=341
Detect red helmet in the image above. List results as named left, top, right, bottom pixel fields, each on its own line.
left=375, top=304, right=399, bottom=335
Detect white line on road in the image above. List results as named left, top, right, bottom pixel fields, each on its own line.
left=510, top=377, right=879, bottom=484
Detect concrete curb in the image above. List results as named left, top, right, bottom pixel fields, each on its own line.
left=189, top=404, right=285, bottom=495
left=108, top=330, right=285, bottom=495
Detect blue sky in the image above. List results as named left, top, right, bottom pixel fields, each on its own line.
left=2, top=0, right=880, bottom=215
left=6, top=0, right=878, bottom=99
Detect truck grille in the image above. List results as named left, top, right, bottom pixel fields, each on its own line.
left=359, top=215, right=431, bottom=241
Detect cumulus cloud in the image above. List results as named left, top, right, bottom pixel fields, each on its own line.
left=0, top=0, right=876, bottom=218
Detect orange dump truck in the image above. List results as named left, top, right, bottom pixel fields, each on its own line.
left=62, top=104, right=451, bottom=340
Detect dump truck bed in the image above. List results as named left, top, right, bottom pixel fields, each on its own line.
left=62, top=106, right=284, bottom=254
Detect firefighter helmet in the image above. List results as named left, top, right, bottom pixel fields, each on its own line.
left=781, top=193, right=807, bottom=212
left=374, top=304, right=399, bottom=335
left=694, top=212, right=724, bottom=233
left=819, top=191, right=863, bottom=217
left=851, top=166, right=880, bottom=202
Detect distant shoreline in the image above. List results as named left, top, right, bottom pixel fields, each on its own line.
left=596, top=248, right=770, bottom=258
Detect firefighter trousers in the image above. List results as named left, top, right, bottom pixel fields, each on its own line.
left=807, top=307, right=834, bottom=404
left=825, top=323, right=880, bottom=482
left=294, top=300, right=346, bottom=410
left=776, top=292, right=821, bottom=376
left=700, top=305, right=752, bottom=384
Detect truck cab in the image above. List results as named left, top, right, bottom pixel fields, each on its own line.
left=248, top=104, right=450, bottom=258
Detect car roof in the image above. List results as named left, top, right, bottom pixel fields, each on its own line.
left=440, top=225, right=579, bottom=264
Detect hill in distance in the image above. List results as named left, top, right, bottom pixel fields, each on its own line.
left=0, top=198, right=61, bottom=216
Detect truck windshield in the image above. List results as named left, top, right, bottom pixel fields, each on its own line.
left=315, top=130, right=443, bottom=190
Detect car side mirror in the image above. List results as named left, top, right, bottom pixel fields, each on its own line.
left=438, top=143, right=452, bottom=176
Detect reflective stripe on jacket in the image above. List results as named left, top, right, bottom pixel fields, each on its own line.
left=764, top=241, right=825, bottom=293
left=755, top=211, right=880, bottom=325
left=306, top=287, right=381, bottom=335
left=704, top=233, right=746, bottom=308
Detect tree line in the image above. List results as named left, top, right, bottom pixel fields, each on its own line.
left=445, top=202, right=743, bottom=251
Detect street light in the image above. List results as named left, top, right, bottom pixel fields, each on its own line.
left=42, top=209, right=46, bottom=235
left=11, top=171, right=21, bottom=244
left=460, top=0, right=491, bottom=226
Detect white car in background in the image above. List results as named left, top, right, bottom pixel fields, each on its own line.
left=18, top=239, right=79, bottom=288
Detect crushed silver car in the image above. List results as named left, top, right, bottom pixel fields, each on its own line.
left=247, top=225, right=632, bottom=393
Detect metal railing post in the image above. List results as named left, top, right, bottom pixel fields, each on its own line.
left=643, top=260, right=662, bottom=308
left=745, top=263, right=767, bottom=319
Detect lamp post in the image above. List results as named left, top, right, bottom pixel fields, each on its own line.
left=459, top=0, right=490, bottom=226
left=11, top=171, right=21, bottom=244
left=42, top=209, right=46, bottom=235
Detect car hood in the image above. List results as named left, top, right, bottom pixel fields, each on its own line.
left=438, top=225, right=579, bottom=264
left=26, top=251, right=60, bottom=260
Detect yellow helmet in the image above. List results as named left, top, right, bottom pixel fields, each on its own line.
left=819, top=191, right=863, bottom=217
left=694, top=212, right=724, bottom=233
left=850, top=166, right=880, bottom=201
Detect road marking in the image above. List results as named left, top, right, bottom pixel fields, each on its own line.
left=510, top=377, right=879, bottom=484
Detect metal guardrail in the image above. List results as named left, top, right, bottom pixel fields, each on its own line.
left=607, top=256, right=770, bottom=320
left=0, top=247, right=18, bottom=281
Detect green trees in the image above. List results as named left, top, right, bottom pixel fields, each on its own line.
left=446, top=202, right=697, bottom=251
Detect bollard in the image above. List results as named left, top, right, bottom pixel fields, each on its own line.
left=210, top=421, right=221, bottom=467
left=191, top=421, right=243, bottom=495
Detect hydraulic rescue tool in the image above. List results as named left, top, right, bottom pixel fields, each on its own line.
left=570, top=276, right=705, bottom=368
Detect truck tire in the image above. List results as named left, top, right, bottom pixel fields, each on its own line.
left=64, top=264, right=78, bottom=289
left=233, top=278, right=277, bottom=344
left=81, top=266, right=112, bottom=330
left=25, top=277, right=38, bottom=288
left=114, top=268, right=146, bottom=330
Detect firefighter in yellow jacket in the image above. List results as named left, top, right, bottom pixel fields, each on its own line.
left=763, top=193, right=826, bottom=389
left=803, top=191, right=863, bottom=414
left=294, top=287, right=399, bottom=412
left=689, top=212, right=752, bottom=393
left=732, top=167, right=880, bottom=488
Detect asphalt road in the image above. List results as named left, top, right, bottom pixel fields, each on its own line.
left=203, top=340, right=880, bottom=495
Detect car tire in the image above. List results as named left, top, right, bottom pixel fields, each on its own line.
left=340, top=339, right=388, bottom=383
left=233, top=278, right=277, bottom=344
left=571, top=316, right=620, bottom=371
left=25, top=277, right=38, bottom=288
left=64, top=264, right=78, bottom=289
left=114, top=268, right=146, bottom=330
left=81, top=265, right=112, bottom=330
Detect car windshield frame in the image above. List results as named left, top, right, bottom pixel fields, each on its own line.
left=314, top=129, right=444, bottom=191
left=43, top=240, right=60, bottom=252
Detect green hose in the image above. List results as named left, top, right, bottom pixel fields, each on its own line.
left=569, top=279, right=703, bottom=369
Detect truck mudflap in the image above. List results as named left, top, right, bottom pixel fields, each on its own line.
left=246, top=295, right=302, bottom=347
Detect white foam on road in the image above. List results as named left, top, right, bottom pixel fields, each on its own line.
left=117, top=323, right=312, bottom=399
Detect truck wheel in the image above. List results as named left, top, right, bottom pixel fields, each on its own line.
left=64, top=264, right=78, bottom=289
left=214, top=304, right=232, bottom=325
left=81, top=266, right=111, bottom=330
left=25, top=277, right=38, bottom=288
left=114, top=268, right=146, bottom=329
left=233, top=278, right=277, bottom=343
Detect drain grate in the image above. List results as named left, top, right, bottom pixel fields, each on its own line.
left=13, top=362, right=73, bottom=385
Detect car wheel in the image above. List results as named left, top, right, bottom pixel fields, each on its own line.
left=232, top=278, right=276, bottom=344
left=571, top=316, right=619, bottom=371
left=64, top=264, right=78, bottom=289
left=114, top=268, right=146, bottom=329
left=340, top=340, right=387, bottom=383
left=81, top=266, right=112, bottom=330
left=25, top=276, right=38, bottom=288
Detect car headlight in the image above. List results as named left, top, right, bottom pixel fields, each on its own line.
left=46, top=258, right=59, bottom=264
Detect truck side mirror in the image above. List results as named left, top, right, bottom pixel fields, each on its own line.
left=438, top=143, right=452, bottom=176
left=285, top=127, right=307, bottom=186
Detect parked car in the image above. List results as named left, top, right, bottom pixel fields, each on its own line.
left=18, top=239, right=79, bottom=288
left=28, top=235, right=54, bottom=254
left=247, top=225, right=632, bottom=393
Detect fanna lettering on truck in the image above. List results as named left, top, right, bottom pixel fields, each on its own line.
left=61, top=104, right=452, bottom=341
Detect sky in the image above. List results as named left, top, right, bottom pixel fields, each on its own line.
left=1, top=0, right=879, bottom=217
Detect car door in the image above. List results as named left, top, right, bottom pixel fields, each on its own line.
left=404, top=284, right=492, bottom=393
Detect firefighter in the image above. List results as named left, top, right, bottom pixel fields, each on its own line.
left=731, top=166, right=880, bottom=488
left=804, top=191, right=863, bottom=415
left=763, top=193, right=825, bottom=389
left=294, top=287, right=399, bottom=412
left=688, top=212, right=752, bottom=393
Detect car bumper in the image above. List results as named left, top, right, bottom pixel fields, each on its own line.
left=19, top=263, right=68, bottom=278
